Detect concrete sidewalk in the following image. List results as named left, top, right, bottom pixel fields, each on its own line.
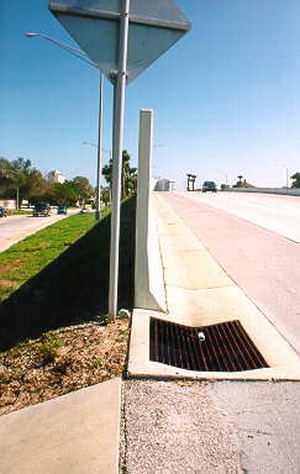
left=0, top=379, right=121, bottom=474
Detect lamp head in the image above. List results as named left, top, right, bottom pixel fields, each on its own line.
left=24, top=32, right=39, bottom=38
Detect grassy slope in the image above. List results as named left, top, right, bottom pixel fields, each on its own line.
left=0, top=198, right=136, bottom=351
left=0, top=212, right=98, bottom=302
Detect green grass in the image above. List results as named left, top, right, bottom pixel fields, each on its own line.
left=0, top=212, right=98, bottom=302
left=0, top=198, right=136, bottom=351
left=8, top=210, right=32, bottom=216
left=92, top=358, right=103, bottom=368
left=35, top=332, right=65, bottom=363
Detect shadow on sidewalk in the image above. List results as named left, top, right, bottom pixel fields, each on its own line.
left=0, top=198, right=136, bottom=351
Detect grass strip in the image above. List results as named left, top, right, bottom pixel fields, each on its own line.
left=0, top=212, right=100, bottom=302
left=0, top=198, right=136, bottom=351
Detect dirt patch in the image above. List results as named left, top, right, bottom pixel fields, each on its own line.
left=0, top=261, right=23, bottom=277
left=0, top=319, right=129, bottom=416
left=0, top=280, right=17, bottom=288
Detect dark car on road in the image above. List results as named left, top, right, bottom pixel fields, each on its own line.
left=32, top=202, right=51, bottom=217
left=202, top=181, right=217, bottom=193
left=0, top=206, right=7, bottom=217
left=57, top=205, right=68, bottom=215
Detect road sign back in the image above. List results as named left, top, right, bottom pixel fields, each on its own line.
left=49, top=0, right=191, bottom=84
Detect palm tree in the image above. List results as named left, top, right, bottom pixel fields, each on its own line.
left=190, top=174, right=197, bottom=191
left=186, top=173, right=197, bottom=191
left=236, top=175, right=244, bottom=187
left=102, top=150, right=137, bottom=199
left=291, top=172, right=300, bottom=188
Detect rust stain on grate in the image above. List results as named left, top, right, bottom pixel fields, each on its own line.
left=150, top=318, right=268, bottom=372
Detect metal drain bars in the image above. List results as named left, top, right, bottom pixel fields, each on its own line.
left=150, top=318, right=268, bottom=372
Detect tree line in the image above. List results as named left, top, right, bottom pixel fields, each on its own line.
left=291, top=173, right=300, bottom=188
left=0, top=151, right=137, bottom=208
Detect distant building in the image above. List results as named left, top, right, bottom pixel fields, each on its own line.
left=233, top=179, right=255, bottom=189
left=0, top=199, right=15, bottom=210
left=48, top=170, right=66, bottom=184
left=153, top=178, right=175, bottom=191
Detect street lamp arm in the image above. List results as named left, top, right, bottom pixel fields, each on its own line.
left=25, top=30, right=104, bottom=222
left=82, top=141, right=111, bottom=155
left=24, top=32, right=97, bottom=69
left=82, top=141, right=98, bottom=149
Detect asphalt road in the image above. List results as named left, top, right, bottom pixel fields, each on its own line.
left=163, top=191, right=300, bottom=356
left=0, top=211, right=76, bottom=253
left=187, top=191, right=300, bottom=243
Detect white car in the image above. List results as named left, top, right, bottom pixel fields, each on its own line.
left=79, top=207, right=90, bottom=214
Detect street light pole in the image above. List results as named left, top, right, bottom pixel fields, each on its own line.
left=96, top=73, right=104, bottom=220
left=25, top=31, right=104, bottom=220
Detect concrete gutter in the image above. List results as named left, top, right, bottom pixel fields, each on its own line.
left=128, top=193, right=300, bottom=381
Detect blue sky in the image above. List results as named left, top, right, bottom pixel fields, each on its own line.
left=1, top=0, right=300, bottom=189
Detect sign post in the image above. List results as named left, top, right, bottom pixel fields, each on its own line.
left=109, top=0, right=130, bottom=317
left=49, top=0, right=191, bottom=319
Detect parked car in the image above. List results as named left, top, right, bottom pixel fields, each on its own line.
left=79, top=207, right=90, bottom=214
left=0, top=206, right=7, bottom=217
left=32, top=202, right=51, bottom=217
left=57, top=205, right=68, bottom=215
left=202, top=181, right=217, bottom=193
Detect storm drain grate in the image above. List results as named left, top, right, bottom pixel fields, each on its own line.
left=150, top=318, right=268, bottom=372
